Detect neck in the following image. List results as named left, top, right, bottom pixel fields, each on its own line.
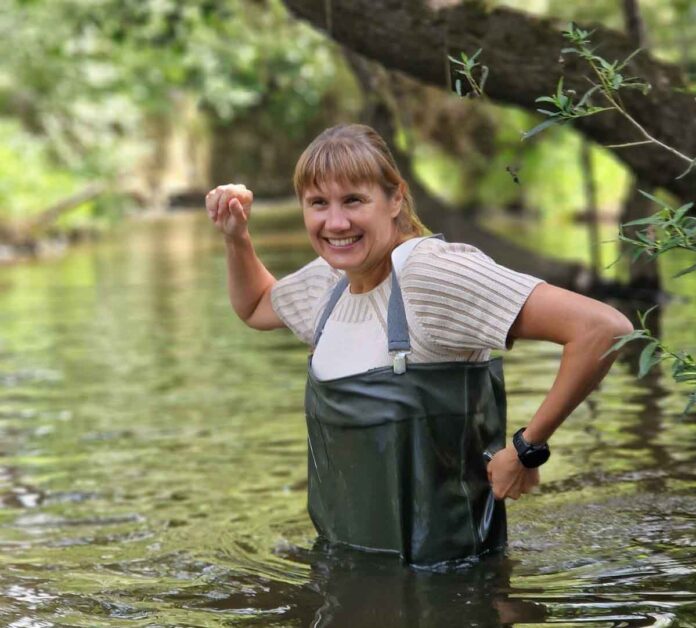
left=346, top=233, right=410, bottom=294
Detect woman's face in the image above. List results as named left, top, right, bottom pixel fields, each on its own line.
left=301, top=179, right=403, bottom=282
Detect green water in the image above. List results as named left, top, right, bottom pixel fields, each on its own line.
left=0, top=211, right=694, bottom=626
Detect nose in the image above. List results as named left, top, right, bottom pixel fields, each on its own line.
left=324, top=203, right=351, bottom=232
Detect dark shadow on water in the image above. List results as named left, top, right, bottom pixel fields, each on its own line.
left=190, top=539, right=548, bottom=627
left=297, top=540, right=544, bottom=627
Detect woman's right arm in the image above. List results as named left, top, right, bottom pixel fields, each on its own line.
left=206, top=184, right=286, bottom=331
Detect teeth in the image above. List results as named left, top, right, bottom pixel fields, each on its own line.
left=328, top=236, right=360, bottom=247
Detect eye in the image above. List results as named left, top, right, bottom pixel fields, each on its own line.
left=311, top=199, right=327, bottom=207
left=346, top=196, right=362, bottom=205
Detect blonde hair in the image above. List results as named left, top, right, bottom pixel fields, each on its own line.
left=293, top=124, right=428, bottom=237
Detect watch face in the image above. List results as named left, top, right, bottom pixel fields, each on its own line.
left=514, top=428, right=551, bottom=468
left=523, top=448, right=550, bottom=468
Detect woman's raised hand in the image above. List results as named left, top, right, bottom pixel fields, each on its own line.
left=205, top=183, right=254, bottom=240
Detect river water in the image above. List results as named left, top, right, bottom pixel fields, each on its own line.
left=0, top=211, right=694, bottom=627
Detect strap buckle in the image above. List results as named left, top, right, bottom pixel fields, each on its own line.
left=391, top=351, right=410, bottom=375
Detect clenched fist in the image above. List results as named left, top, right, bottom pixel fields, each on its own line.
left=205, top=183, right=254, bottom=241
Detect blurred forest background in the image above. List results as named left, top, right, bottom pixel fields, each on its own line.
left=0, top=0, right=694, bottom=290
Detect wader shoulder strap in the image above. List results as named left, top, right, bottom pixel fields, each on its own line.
left=387, top=234, right=445, bottom=359
left=312, top=275, right=349, bottom=349
left=312, top=234, right=446, bottom=358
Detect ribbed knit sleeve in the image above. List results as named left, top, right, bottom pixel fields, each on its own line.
left=270, top=257, right=342, bottom=345
left=401, top=239, right=545, bottom=351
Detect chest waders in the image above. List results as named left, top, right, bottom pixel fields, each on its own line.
left=305, top=236, right=508, bottom=566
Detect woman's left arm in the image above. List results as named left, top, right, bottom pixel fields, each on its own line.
left=487, top=282, right=634, bottom=500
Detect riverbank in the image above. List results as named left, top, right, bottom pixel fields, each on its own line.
left=0, top=197, right=302, bottom=265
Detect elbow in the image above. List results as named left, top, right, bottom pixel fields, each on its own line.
left=593, top=310, right=634, bottom=356
left=607, top=311, right=634, bottom=339
left=577, top=308, right=633, bottom=349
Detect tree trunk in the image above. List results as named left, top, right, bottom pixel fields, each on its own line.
left=579, top=140, right=601, bottom=276
left=619, top=0, right=661, bottom=292
left=282, top=0, right=696, bottom=201
left=623, top=0, right=649, bottom=49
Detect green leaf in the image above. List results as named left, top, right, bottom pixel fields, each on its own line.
left=600, top=330, right=649, bottom=358
left=623, top=214, right=662, bottom=227
left=617, top=47, right=644, bottom=71
left=638, top=189, right=673, bottom=210
left=521, top=118, right=560, bottom=140
left=638, top=340, right=660, bottom=378
left=479, top=65, right=489, bottom=91
left=577, top=84, right=601, bottom=108
left=637, top=304, right=660, bottom=325
left=674, top=202, right=694, bottom=222
left=673, top=262, right=696, bottom=279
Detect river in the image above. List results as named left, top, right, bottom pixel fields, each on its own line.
left=0, top=209, right=694, bottom=626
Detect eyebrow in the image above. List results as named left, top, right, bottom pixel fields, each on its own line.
left=304, top=191, right=369, bottom=203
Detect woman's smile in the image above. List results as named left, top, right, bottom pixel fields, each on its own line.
left=324, top=235, right=363, bottom=249
left=301, top=179, right=403, bottom=293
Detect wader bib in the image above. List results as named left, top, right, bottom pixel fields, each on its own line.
left=305, top=236, right=508, bottom=565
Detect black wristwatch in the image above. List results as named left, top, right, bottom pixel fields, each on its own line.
left=512, top=427, right=551, bottom=468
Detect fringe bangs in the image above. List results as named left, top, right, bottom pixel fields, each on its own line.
left=294, top=139, right=388, bottom=199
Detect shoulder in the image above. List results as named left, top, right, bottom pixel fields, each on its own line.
left=401, top=237, right=545, bottom=351
left=402, top=237, right=538, bottom=293
left=274, top=256, right=341, bottom=293
left=271, top=256, right=342, bottom=345
left=403, top=237, right=494, bottom=272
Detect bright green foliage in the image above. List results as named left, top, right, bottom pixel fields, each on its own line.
left=0, top=118, right=93, bottom=224
left=0, top=0, right=340, bottom=224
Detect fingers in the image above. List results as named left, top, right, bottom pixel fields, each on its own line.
left=205, top=188, right=219, bottom=220
left=506, top=469, right=539, bottom=500
left=521, top=468, right=540, bottom=494
left=489, top=465, right=539, bottom=501
left=205, top=184, right=253, bottom=224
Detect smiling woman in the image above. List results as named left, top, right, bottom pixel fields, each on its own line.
left=300, top=180, right=403, bottom=294
left=204, top=123, right=633, bottom=567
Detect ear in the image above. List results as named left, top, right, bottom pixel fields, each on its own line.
left=390, top=185, right=404, bottom=218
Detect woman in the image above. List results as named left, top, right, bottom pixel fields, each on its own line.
left=205, top=124, right=633, bottom=565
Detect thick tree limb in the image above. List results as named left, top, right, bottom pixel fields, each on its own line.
left=346, top=50, right=596, bottom=293
left=283, top=0, right=696, bottom=200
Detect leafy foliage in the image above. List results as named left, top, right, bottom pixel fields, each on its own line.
left=616, top=191, right=696, bottom=276
left=448, top=49, right=488, bottom=99
left=0, top=0, right=340, bottom=224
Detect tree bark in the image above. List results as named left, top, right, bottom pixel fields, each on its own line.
left=619, top=0, right=660, bottom=292
left=345, top=50, right=591, bottom=291
left=623, top=0, right=649, bottom=49
left=282, top=0, right=696, bottom=201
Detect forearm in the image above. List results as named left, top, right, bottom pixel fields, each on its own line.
left=521, top=325, right=625, bottom=444
left=224, top=234, right=276, bottom=322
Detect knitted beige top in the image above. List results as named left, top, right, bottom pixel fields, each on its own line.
left=270, top=238, right=545, bottom=380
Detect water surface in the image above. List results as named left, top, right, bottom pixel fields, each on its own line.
left=0, top=211, right=694, bottom=626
